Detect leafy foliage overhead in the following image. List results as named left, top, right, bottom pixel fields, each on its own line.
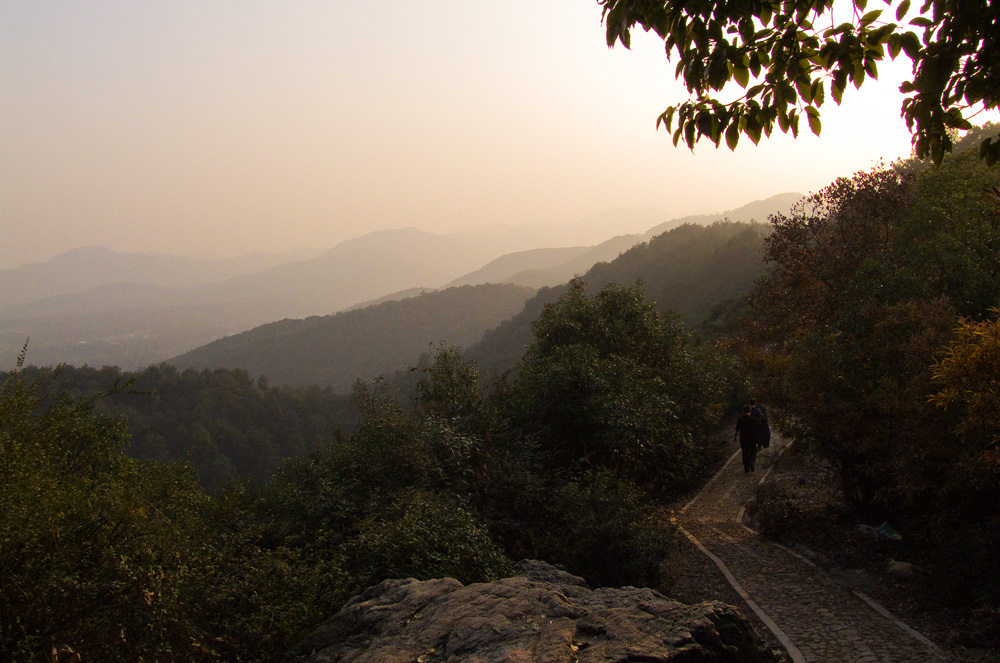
left=599, top=0, right=1000, bottom=163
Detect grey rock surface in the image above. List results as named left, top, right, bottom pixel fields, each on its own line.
left=286, top=560, right=776, bottom=663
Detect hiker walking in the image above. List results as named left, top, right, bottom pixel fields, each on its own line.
left=750, top=398, right=771, bottom=449
left=735, top=405, right=761, bottom=473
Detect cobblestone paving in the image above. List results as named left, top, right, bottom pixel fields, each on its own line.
left=676, top=433, right=953, bottom=663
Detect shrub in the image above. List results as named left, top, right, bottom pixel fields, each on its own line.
left=531, top=470, right=675, bottom=588
left=343, top=489, right=513, bottom=587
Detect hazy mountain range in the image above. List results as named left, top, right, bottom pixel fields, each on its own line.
left=169, top=284, right=536, bottom=392
left=1, top=193, right=801, bottom=372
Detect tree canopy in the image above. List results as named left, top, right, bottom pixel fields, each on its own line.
left=599, top=0, right=1000, bottom=163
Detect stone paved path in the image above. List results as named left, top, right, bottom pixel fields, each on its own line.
left=676, top=432, right=953, bottom=663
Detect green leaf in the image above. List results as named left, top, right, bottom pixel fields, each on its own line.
left=888, top=34, right=902, bottom=59
left=900, top=31, right=921, bottom=58
left=931, top=140, right=945, bottom=165
left=865, top=58, right=879, bottom=80
left=859, top=9, right=882, bottom=27
left=964, top=78, right=987, bottom=105
left=944, top=108, right=973, bottom=130
left=807, top=112, right=822, bottom=136
left=852, top=62, right=866, bottom=88
left=697, top=111, right=714, bottom=139
left=725, top=121, right=740, bottom=150
left=812, top=80, right=826, bottom=106
left=832, top=81, right=845, bottom=104
left=760, top=4, right=772, bottom=27
left=733, top=65, right=750, bottom=88
left=895, top=0, right=911, bottom=21
left=662, top=106, right=676, bottom=131
left=745, top=117, right=762, bottom=145
left=909, top=16, right=933, bottom=27
left=708, top=55, right=730, bottom=90
left=795, top=77, right=813, bottom=103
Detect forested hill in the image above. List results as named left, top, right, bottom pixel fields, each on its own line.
left=5, top=363, right=355, bottom=491
left=168, top=283, right=535, bottom=391
left=467, top=221, right=770, bottom=379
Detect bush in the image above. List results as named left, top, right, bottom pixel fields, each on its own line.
left=0, top=367, right=212, bottom=660
left=343, top=490, right=513, bottom=587
left=504, top=280, right=723, bottom=497
left=531, top=471, right=675, bottom=588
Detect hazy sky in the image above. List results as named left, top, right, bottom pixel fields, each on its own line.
left=0, top=1, right=972, bottom=268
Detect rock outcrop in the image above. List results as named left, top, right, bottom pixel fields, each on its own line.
left=285, top=560, right=776, bottom=662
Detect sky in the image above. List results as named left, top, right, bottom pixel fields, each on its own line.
left=0, top=0, right=959, bottom=269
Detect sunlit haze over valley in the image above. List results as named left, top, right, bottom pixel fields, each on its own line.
left=0, top=0, right=937, bottom=268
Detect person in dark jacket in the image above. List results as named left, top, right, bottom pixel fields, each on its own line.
left=750, top=398, right=771, bottom=449
left=734, top=405, right=761, bottom=472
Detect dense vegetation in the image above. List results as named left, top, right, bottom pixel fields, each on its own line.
left=1, top=282, right=728, bottom=662
left=742, top=125, right=1000, bottom=608
left=4, top=363, right=356, bottom=491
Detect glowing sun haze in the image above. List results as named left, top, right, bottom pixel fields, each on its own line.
left=0, top=0, right=938, bottom=268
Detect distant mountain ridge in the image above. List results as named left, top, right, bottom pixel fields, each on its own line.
left=1, top=229, right=509, bottom=370
left=1, top=194, right=801, bottom=371
left=0, top=245, right=319, bottom=308
left=465, top=220, right=774, bottom=380
left=171, top=219, right=776, bottom=392
left=168, top=284, right=536, bottom=391
left=447, top=235, right=646, bottom=289
left=447, top=192, right=802, bottom=290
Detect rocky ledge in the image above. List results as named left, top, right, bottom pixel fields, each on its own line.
left=285, top=560, right=776, bottom=663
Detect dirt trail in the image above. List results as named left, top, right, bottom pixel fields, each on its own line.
left=676, top=432, right=952, bottom=663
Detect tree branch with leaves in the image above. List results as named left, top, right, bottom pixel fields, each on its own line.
left=599, top=0, right=1000, bottom=164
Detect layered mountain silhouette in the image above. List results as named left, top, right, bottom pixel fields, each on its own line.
left=448, top=192, right=802, bottom=290
left=1, top=193, right=801, bottom=373
left=464, top=220, right=773, bottom=381
left=2, top=229, right=505, bottom=369
left=0, top=245, right=323, bottom=308
left=168, top=284, right=535, bottom=391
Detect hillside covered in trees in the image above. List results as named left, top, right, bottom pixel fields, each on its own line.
left=168, top=283, right=536, bottom=391
left=3, top=125, right=1000, bottom=661
left=467, top=220, right=771, bottom=380
left=5, top=363, right=357, bottom=491
left=2, top=282, right=729, bottom=662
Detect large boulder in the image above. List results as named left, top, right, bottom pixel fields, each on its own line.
left=286, top=560, right=776, bottom=662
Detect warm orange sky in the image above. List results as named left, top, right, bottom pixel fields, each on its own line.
left=0, top=0, right=966, bottom=268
